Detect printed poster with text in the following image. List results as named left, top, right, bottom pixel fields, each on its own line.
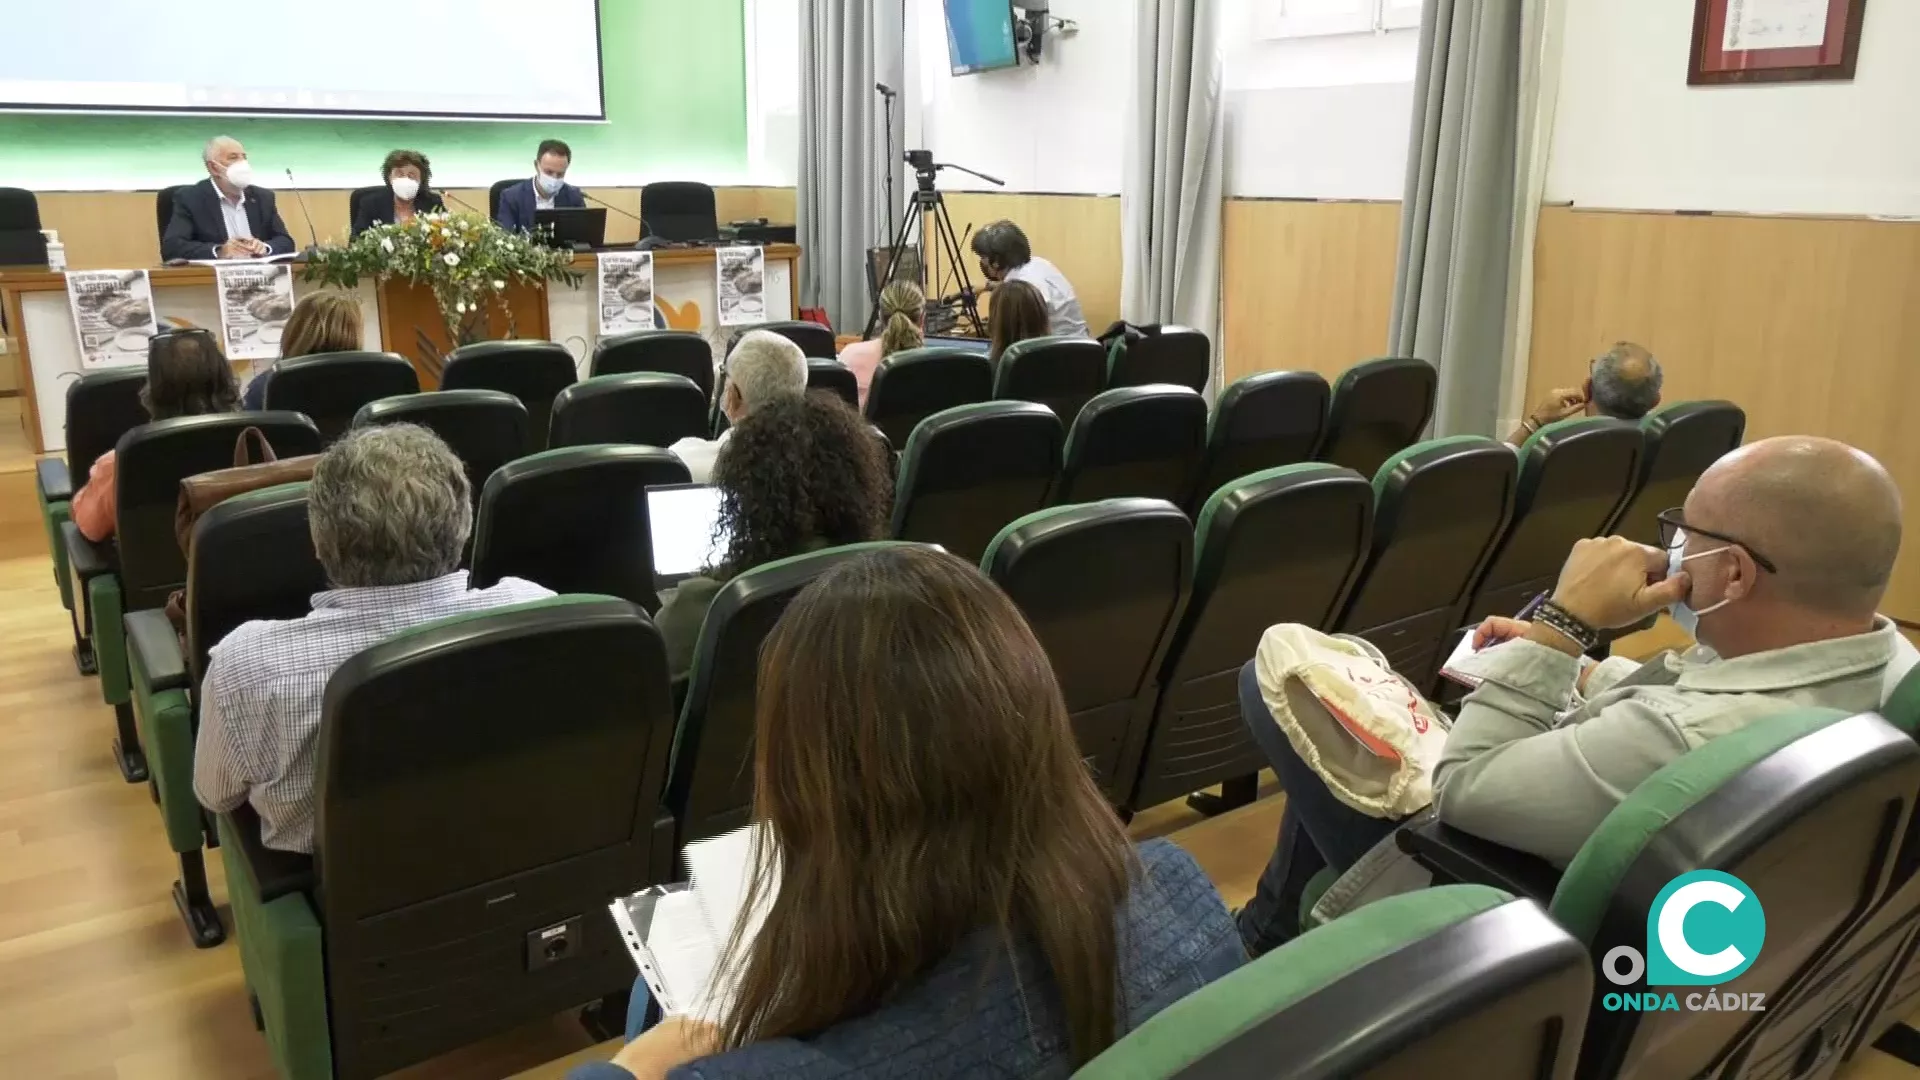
left=64, top=270, right=159, bottom=369
left=716, top=246, right=766, bottom=327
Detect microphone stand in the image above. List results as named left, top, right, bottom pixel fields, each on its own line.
left=282, top=168, right=322, bottom=258
left=580, top=190, right=654, bottom=248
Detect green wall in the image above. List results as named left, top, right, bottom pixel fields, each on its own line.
left=0, top=0, right=748, bottom=190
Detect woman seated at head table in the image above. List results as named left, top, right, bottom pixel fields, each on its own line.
left=568, top=546, right=1245, bottom=1080
left=72, top=328, right=241, bottom=542
left=240, top=292, right=364, bottom=410
left=652, top=392, right=891, bottom=681
left=350, top=148, right=446, bottom=236
left=986, top=277, right=1052, bottom=364
left=836, top=279, right=925, bottom=409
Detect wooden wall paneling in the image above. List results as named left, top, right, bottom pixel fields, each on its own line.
left=1220, top=199, right=1400, bottom=385
left=923, top=192, right=1124, bottom=337
left=1527, top=206, right=1920, bottom=621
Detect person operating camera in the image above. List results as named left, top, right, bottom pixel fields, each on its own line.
left=969, top=220, right=1088, bottom=338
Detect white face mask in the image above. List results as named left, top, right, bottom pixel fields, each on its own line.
left=534, top=170, right=564, bottom=196
left=390, top=176, right=420, bottom=202
left=221, top=159, right=255, bottom=190
left=1667, top=530, right=1735, bottom=638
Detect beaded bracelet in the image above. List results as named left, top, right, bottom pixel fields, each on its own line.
left=1533, top=599, right=1600, bottom=652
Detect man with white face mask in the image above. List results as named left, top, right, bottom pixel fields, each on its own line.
left=161, top=136, right=296, bottom=262
left=1432, top=435, right=1910, bottom=864
left=494, top=138, right=586, bottom=233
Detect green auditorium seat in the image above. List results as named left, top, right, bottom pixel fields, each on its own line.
left=1317, top=356, right=1436, bottom=480
left=1606, top=400, right=1745, bottom=547
left=1125, top=464, right=1372, bottom=815
left=1074, top=887, right=1590, bottom=1080
left=124, top=482, right=326, bottom=946
left=439, top=339, right=577, bottom=453
left=218, top=595, right=676, bottom=1080
left=1054, top=386, right=1208, bottom=507
left=589, top=328, right=715, bottom=400
left=1184, top=371, right=1329, bottom=514
left=469, top=445, right=690, bottom=613
left=65, top=412, right=320, bottom=786
left=1106, top=326, right=1209, bottom=393
left=994, top=335, right=1108, bottom=429
left=261, top=351, right=418, bottom=443
left=864, top=346, right=994, bottom=449
left=1334, top=436, right=1515, bottom=690
left=760, top=319, right=837, bottom=359
left=807, top=358, right=861, bottom=409
left=547, top=372, right=709, bottom=449
left=890, top=401, right=1062, bottom=563
left=354, top=389, right=528, bottom=509
left=1402, top=708, right=1920, bottom=1080
left=40, top=366, right=149, bottom=674
left=985, top=499, right=1192, bottom=803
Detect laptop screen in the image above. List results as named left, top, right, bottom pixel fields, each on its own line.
left=647, top=484, right=729, bottom=582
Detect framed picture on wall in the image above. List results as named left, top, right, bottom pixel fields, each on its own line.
left=1689, top=0, right=1869, bottom=85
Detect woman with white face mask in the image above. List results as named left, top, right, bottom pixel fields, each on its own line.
left=352, top=149, right=447, bottom=237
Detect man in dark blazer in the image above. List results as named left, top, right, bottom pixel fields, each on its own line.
left=495, top=138, right=586, bottom=233
left=161, top=136, right=296, bottom=261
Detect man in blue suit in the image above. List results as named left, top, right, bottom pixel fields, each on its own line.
left=495, top=139, right=586, bottom=233
left=161, top=136, right=297, bottom=261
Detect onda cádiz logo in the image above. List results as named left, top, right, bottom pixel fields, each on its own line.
left=1601, top=870, right=1768, bottom=1014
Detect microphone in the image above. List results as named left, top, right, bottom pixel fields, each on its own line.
left=875, top=82, right=897, bottom=98
left=282, top=168, right=322, bottom=257
left=580, top=190, right=653, bottom=245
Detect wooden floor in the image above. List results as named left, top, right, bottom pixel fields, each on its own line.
left=0, top=547, right=1912, bottom=1078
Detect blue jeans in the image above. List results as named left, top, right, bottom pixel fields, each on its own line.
left=624, top=976, right=657, bottom=1039
left=1233, top=661, right=1400, bottom=956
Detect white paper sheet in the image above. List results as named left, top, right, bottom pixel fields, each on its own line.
left=1723, top=0, right=1829, bottom=52
left=715, top=246, right=766, bottom=327
left=597, top=250, right=656, bottom=335
left=213, top=262, right=296, bottom=361
left=63, top=269, right=158, bottom=370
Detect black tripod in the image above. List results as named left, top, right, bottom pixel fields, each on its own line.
left=865, top=153, right=1004, bottom=338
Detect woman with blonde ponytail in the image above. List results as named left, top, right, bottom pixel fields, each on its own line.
left=838, top=280, right=925, bottom=408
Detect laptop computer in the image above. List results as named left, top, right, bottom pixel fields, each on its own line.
left=534, top=207, right=608, bottom=250
left=646, top=483, right=730, bottom=592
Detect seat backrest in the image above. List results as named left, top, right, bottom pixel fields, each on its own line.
left=1108, top=326, right=1210, bottom=393
left=890, top=401, right=1063, bottom=563
left=114, top=412, right=322, bottom=612
left=1129, top=464, right=1373, bottom=812
left=346, top=185, right=383, bottom=227
left=1320, top=357, right=1438, bottom=479
left=548, top=373, right=709, bottom=450
left=1548, top=709, right=1920, bottom=1080
left=984, top=499, right=1193, bottom=800
left=640, top=181, right=719, bottom=242
left=1188, top=371, right=1330, bottom=513
left=995, top=336, right=1108, bottom=429
left=64, top=366, right=151, bottom=478
left=864, top=346, right=995, bottom=448
left=487, top=178, right=517, bottom=220
left=1609, top=399, right=1747, bottom=546
left=354, top=389, right=529, bottom=504
left=1075, top=888, right=1590, bottom=1080
left=1465, top=418, right=1644, bottom=625
left=262, top=351, right=420, bottom=443
left=469, top=445, right=690, bottom=611
left=588, top=329, right=715, bottom=399
left=156, top=185, right=190, bottom=242
left=185, top=483, right=326, bottom=686
left=1335, top=436, right=1516, bottom=688
left=807, top=358, right=859, bottom=409
left=313, top=595, right=675, bottom=1080
left=669, top=542, right=928, bottom=844
left=439, top=339, right=578, bottom=452
left=0, top=187, right=46, bottom=265
left=0, top=186, right=40, bottom=230
left=1056, top=385, right=1208, bottom=507
left=759, top=320, right=837, bottom=359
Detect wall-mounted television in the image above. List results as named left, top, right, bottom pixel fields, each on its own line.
left=944, top=0, right=1020, bottom=76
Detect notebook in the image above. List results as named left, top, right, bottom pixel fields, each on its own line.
left=608, top=825, right=777, bottom=1022
left=646, top=483, right=729, bottom=590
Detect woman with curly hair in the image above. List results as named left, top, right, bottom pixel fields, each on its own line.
left=653, top=391, right=893, bottom=679
left=351, top=148, right=445, bottom=236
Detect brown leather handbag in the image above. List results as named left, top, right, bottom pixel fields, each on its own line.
left=174, top=426, right=319, bottom=556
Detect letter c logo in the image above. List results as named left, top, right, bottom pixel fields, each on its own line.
left=1646, top=870, right=1765, bottom=987
left=1658, top=880, right=1748, bottom=978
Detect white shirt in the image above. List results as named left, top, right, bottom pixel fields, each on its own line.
left=1005, top=255, right=1089, bottom=338
left=669, top=429, right=730, bottom=483
left=218, top=187, right=254, bottom=243
left=535, top=179, right=557, bottom=212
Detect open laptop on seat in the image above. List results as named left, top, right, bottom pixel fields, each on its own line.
left=646, top=483, right=730, bottom=593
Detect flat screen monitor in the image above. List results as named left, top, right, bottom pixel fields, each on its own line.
left=647, top=483, right=729, bottom=589
left=535, top=207, right=608, bottom=250
left=944, top=0, right=1020, bottom=76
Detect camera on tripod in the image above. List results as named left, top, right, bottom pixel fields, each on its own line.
left=903, top=149, right=935, bottom=172
left=864, top=148, right=1006, bottom=338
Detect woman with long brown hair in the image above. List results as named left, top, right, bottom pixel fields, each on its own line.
left=240, top=291, right=364, bottom=409
left=576, top=547, right=1243, bottom=1080
left=987, top=277, right=1052, bottom=363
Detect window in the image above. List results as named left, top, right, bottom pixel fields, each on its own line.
left=1258, top=0, right=1421, bottom=40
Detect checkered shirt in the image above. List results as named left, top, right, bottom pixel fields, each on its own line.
left=192, top=571, right=554, bottom=854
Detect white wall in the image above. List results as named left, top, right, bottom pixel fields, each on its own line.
left=1547, top=0, right=1920, bottom=216
left=744, top=0, right=802, bottom=187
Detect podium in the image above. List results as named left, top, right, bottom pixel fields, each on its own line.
left=372, top=279, right=550, bottom=389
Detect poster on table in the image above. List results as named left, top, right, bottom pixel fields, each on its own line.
left=716, top=246, right=766, bottom=327
left=213, top=262, right=296, bottom=361
left=63, top=269, right=159, bottom=369
left=597, top=250, right=656, bottom=334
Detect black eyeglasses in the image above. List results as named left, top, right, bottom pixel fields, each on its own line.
left=1655, top=508, right=1777, bottom=573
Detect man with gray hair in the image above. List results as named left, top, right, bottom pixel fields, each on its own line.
left=193, top=424, right=551, bottom=853
left=669, top=328, right=809, bottom=482
left=1505, top=341, right=1664, bottom=446
left=161, top=135, right=297, bottom=261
